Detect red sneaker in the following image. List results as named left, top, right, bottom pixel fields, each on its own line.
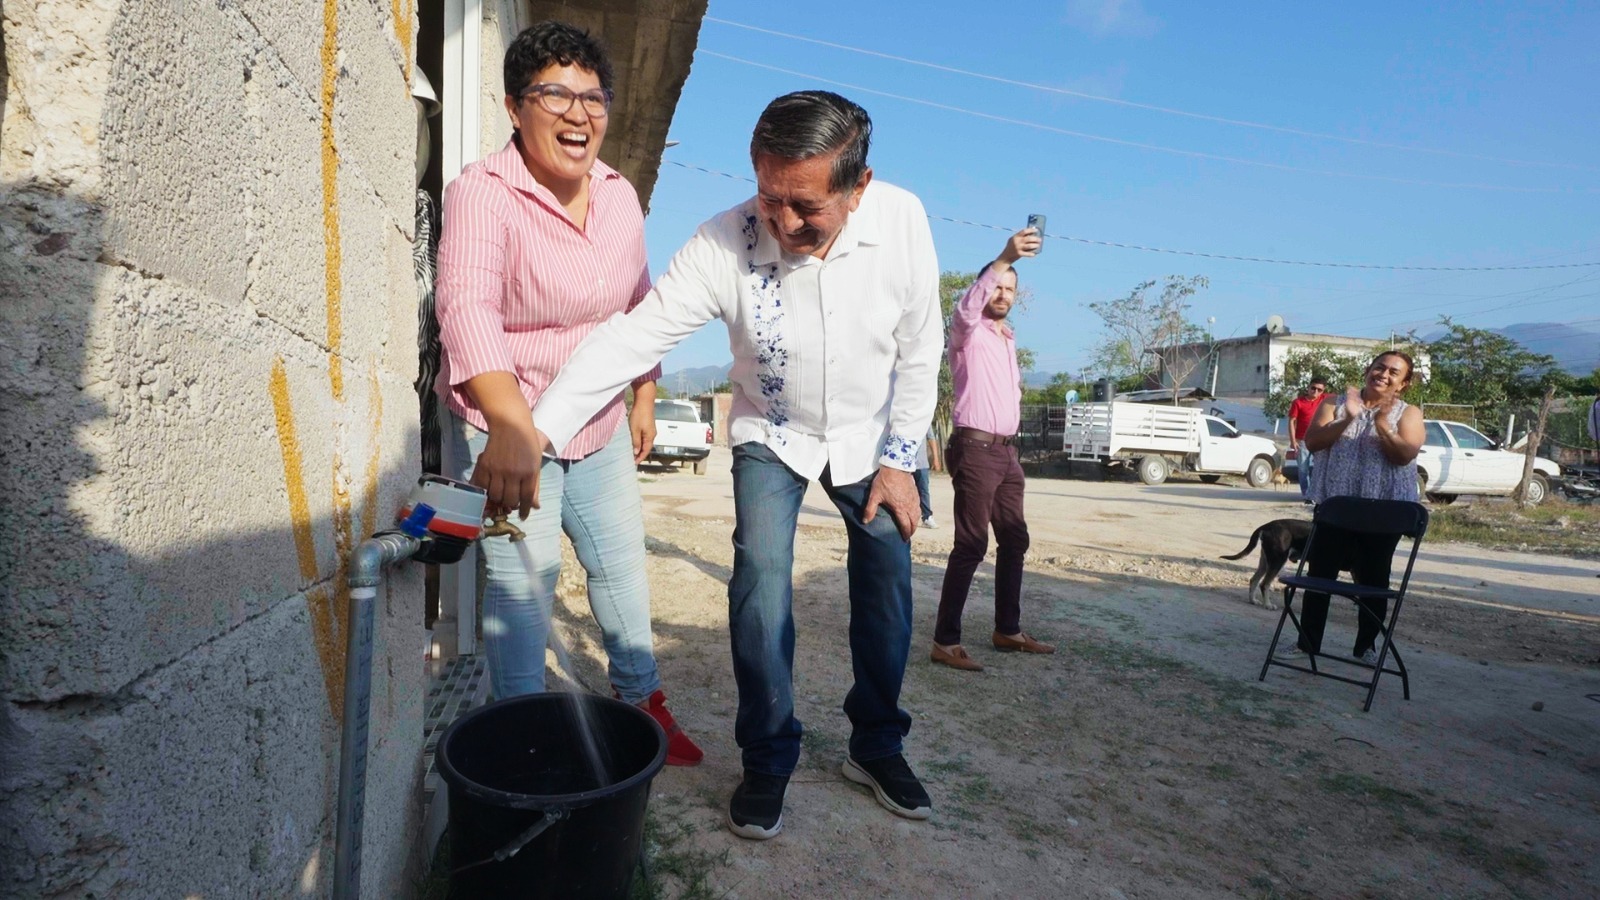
left=634, top=689, right=704, bottom=766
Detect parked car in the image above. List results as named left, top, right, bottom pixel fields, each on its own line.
left=1418, top=419, right=1560, bottom=505
left=1062, top=402, right=1282, bottom=487
left=648, top=399, right=713, bottom=475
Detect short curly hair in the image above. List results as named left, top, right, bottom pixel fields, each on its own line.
left=503, top=20, right=614, bottom=98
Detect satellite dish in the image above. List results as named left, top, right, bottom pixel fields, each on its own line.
left=1264, top=314, right=1287, bottom=334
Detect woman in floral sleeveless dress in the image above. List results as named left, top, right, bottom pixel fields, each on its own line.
left=1283, top=351, right=1425, bottom=664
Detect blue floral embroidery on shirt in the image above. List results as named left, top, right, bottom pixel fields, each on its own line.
left=742, top=214, right=760, bottom=253
left=743, top=215, right=789, bottom=444
left=882, top=431, right=920, bottom=469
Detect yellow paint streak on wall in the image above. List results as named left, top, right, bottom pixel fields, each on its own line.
left=391, top=0, right=415, bottom=83
left=321, top=0, right=344, bottom=402
left=360, top=366, right=384, bottom=541
left=269, top=359, right=343, bottom=715
left=328, top=419, right=356, bottom=706
left=270, top=360, right=320, bottom=581
left=327, top=450, right=355, bottom=722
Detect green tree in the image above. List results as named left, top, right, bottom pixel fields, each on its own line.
left=1425, top=318, right=1559, bottom=436
left=1086, top=275, right=1209, bottom=388
left=1017, top=346, right=1036, bottom=375
left=1426, top=319, right=1559, bottom=407
left=1023, top=371, right=1081, bottom=405
left=1263, top=342, right=1383, bottom=419
left=935, top=269, right=1037, bottom=446
left=934, top=271, right=979, bottom=441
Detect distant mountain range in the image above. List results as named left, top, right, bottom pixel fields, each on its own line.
left=1423, top=321, right=1599, bottom=375
left=659, top=322, right=1598, bottom=394
left=658, top=363, right=732, bottom=396
left=1495, top=322, right=1598, bottom=374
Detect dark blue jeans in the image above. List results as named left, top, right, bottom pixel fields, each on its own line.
left=728, top=442, right=914, bottom=776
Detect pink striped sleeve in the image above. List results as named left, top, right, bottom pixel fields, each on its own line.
left=436, top=170, right=516, bottom=386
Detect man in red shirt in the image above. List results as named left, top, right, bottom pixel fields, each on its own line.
left=1288, top=378, right=1327, bottom=501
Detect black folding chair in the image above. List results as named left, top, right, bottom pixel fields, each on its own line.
left=1258, top=496, right=1429, bottom=711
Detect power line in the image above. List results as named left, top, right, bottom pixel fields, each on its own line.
left=704, top=16, right=1598, bottom=174
left=662, top=160, right=1600, bottom=273
left=1296, top=274, right=1600, bottom=333
left=697, top=51, right=1578, bottom=195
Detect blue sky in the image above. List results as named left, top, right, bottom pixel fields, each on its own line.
left=641, top=1, right=1600, bottom=377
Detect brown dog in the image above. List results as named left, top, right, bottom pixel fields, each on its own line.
left=1221, top=519, right=1313, bottom=608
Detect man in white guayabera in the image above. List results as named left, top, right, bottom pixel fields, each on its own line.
left=530, top=91, right=942, bottom=840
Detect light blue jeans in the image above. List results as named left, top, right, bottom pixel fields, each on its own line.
left=448, top=413, right=660, bottom=703
left=1297, top=439, right=1313, bottom=497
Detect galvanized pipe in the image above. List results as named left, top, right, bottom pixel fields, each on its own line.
left=333, top=532, right=423, bottom=900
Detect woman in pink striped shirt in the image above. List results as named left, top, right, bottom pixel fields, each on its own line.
left=434, top=21, right=700, bottom=765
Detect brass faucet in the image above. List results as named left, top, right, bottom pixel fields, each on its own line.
left=479, top=514, right=526, bottom=542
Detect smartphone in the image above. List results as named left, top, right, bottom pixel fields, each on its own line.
left=1026, top=213, right=1046, bottom=253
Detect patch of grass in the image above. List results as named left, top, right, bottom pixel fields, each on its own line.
left=1437, top=826, right=1550, bottom=884
left=1428, top=499, right=1600, bottom=558
left=1008, top=816, right=1066, bottom=844
left=631, top=804, right=731, bottom=900
left=799, top=726, right=843, bottom=769
left=1293, top=748, right=1326, bottom=769
left=1206, top=762, right=1241, bottom=782
left=1064, top=628, right=1304, bottom=732
left=955, top=773, right=995, bottom=806
left=1317, top=772, right=1434, bottom=815
left=923, top=754, right=975, bottom=777
left=926, top=753, right=994, bottom=831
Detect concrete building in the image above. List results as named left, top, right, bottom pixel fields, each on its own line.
left=1, top=2, right=702, bottom=896
left=1154, top=329, right=1393, bottom=399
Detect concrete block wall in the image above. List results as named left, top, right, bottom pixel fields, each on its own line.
left=1, top=0, right=426, bottom=896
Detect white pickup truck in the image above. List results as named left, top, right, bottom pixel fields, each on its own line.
left=1062, top=402, right=1283, bottom=487
left=649, top=399, right=713, bottom=475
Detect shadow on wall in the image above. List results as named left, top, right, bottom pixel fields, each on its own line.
left=0, top=185, right=423, bottom=896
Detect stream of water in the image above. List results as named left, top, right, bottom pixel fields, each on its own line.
left=512, top=540, right=612, bottom=792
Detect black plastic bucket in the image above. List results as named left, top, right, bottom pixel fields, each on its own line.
left=436, top=692, right=667, bottom=899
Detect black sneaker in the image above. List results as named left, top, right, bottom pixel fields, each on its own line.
left=842, top=754, right=932, bottom=820
left=727, top=770, right=789, bottom=840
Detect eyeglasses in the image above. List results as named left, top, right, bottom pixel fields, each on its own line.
left=519, top=83, right=613, bottom=118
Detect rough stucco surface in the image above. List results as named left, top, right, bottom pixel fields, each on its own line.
left=1, top=0, right=425, bottom=897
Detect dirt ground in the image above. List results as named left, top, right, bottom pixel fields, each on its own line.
left=547, top=449, right=1600, bottom=899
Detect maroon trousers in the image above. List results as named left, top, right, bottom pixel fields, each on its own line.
left=934, top=433, right=1030, bottom=645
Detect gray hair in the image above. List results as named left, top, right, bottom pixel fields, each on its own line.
left=749, top=91, right=872, bottom=193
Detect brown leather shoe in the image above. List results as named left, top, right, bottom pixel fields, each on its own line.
left=992, top=631, right=1056, bottom=654
left=930, top=643, right=984, bottom=671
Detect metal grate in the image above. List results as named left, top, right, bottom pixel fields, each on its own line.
left=422, top=654, right=488, bottom=818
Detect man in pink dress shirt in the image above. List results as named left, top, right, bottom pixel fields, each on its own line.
left=931, top=227, right=1057, bottom=671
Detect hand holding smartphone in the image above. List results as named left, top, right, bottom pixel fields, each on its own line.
left=1026, top=213, right=1047, bottom=254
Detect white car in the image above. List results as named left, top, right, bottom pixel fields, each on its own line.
left=1417, top=419, right=1560, bottom=505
